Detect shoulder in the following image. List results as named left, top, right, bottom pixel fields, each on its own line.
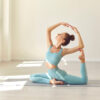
left=47, top=44, right=53, bottom=49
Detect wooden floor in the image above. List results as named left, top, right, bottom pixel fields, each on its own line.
left=0, top=61, right=100, bottom=100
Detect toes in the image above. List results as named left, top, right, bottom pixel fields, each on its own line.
left=61, top=82, right=64, bottom=85
left=57, top=81, right=64, bottom=85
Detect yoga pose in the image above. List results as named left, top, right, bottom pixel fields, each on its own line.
left=30, top=22, right=88, bottom=85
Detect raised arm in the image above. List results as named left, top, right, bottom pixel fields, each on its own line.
left=63, top=26, right=84, bottom=55
left=47, top=22, right=61, bottom=32
left=46, top=22, right=69, bottom=47
left=73, top=26, right=84, bottom=48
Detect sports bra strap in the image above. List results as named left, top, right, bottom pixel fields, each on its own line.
left=48, top=45, right=52, bottom=50
left=49, top=45, right=63, bottom=53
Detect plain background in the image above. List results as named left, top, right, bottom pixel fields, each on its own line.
left=0, top=0, right=100, bottom=62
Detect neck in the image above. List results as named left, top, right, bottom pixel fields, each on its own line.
left=54, top=42, right=62, bottom=49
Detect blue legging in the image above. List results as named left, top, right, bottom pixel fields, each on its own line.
left=30, top=63, right=88, bottom=85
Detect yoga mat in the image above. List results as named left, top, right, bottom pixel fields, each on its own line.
left=26, top=80, right=100, bottom=87
left=0, top=79, right=100, bottom=87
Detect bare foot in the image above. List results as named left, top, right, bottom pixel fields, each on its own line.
left=78, top=49, right=85, bottom=62
left=50, top=79, right=64, bottom=85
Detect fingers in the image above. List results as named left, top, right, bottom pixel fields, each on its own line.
left=64, top=23, right=70, bottom=27
left=62, top=22, right=73, bottom=27
left=61, top=22, right=72, bottom=27
left=61, top=22, right=77, bottom=31
left=70, top=25, right=74, bottom=30
left=67, top=24, right=75, bottom=30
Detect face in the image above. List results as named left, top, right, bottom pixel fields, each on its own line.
left=56, top=32, right=67, bottom=43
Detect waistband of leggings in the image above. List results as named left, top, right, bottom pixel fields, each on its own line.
left=48, top=66, right=59, bottom=71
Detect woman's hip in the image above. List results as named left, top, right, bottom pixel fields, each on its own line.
left=47, top=67, right=67, bottom=81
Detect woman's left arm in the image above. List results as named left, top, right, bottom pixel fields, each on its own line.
left=46, top=22, right=70, bottom=47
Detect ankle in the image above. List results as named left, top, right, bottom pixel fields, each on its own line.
left=81, top=60, right=85, bottom=63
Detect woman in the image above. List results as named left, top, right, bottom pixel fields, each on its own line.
left=30, top=22, right=88, bottom=85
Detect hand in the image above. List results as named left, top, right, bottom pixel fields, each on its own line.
left=60, top=22, right=71, bottom=27
left=70, top=26, right=80, bottom=34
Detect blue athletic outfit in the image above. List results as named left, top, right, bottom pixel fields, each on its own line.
left=30, top=45, right=88, bottom=85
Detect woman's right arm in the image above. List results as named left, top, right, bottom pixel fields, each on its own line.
left=47, top=22, right=70, bottom=32
left=47, top=22, right=61, bottom=32
left=47, top=22, right=70, bottom=47
left=46, top=22, right=61, bottom=47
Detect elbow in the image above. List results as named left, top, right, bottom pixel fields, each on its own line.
left=79, top=45, right=84, bottom=49
left=47, top=27, right=51, bottom=32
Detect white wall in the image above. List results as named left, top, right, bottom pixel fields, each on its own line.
left=0, top=0, right=12, bottom=61
left=0, top=0, right=2, bottom=61
left=1, top=0, right=100, bottom=61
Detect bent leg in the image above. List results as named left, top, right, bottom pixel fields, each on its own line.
left=64, top=63, right=88, bottom=85
left=30, top=73, right=50, bottom=84
left=81, top=63, right=88, bottom=84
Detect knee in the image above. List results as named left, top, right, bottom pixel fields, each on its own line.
left=30, top=74, right=38, bottom=78
left=30, top=74, right=36, bottom=81
left=30, top=75, right=37, bottom=82
left=81, top=78, right=88, bottom=85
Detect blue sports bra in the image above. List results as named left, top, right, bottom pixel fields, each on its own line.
left=45, top=45, right=63, bottom=66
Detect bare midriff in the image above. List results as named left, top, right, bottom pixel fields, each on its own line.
left=45, top=61, right=57, bottom=69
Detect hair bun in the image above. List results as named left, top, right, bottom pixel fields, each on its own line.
left=70, top=35, right=75, bottom=41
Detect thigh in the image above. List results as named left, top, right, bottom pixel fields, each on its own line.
left=48, top=68, right=68, bottom=81
left=30, top=73, right=49, bottom=79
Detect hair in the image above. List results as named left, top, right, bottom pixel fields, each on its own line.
left=62, top=33, right=75, bottom=46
